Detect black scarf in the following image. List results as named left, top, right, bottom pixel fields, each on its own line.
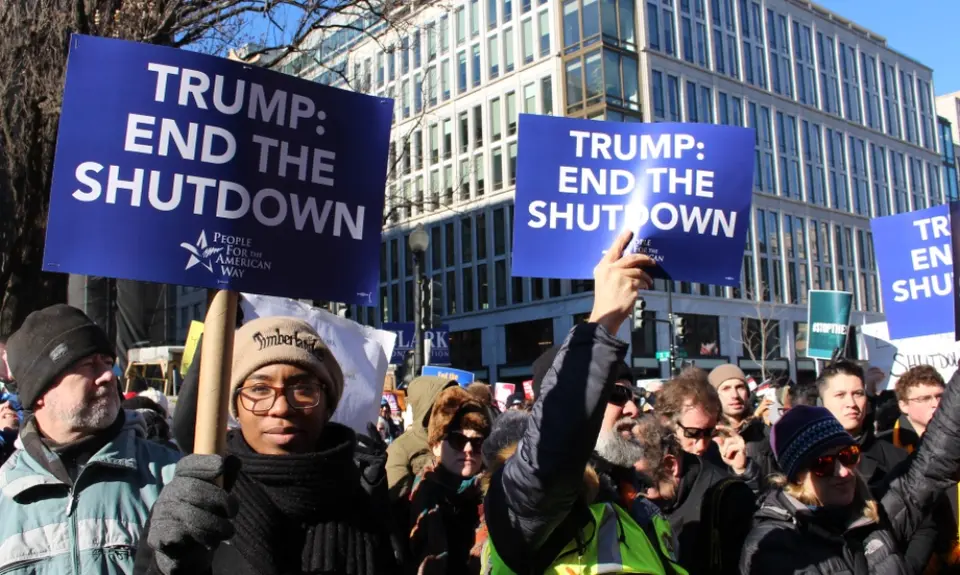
left=226, top=424, right=388, bottom=575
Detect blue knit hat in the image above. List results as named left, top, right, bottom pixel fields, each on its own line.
left=770, top=405, right=856, bottom=481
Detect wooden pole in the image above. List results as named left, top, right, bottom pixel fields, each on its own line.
left=193, top=290, right=239, bottom=456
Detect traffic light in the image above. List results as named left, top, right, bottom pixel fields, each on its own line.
left=632, top=297, right=647, bottom=328
left=429, top=279, right=443, bottom=328
left=675, top=316, right=687, bottom=344
left=398, top=350, right=416, bottom=389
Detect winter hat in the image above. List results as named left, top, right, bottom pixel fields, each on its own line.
left=6, top=304, right=115, bottom=408
left=770, top=405, right=856, bottom=481
left=531, top=345, right=561, bottom=400
left=138, top=387, right=170, bottom=416
left=708, top=364, right=746, bottom=389
left=426, top=386, right=490, bottom=447
left=230, top=317, right=344, bottom=418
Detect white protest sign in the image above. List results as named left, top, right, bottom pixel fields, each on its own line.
left=240, top=294, right=397, bottom=435
left=494, top=382, right=516, bottom=412
left=860, top=321, right=959, bottom=389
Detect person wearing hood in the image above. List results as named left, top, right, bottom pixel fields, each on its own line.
left=408, top=385, right=491, bottom=574
left=481, top=231, right=684, bottom=574
left=708, top=364, right=778, bottom=485
left=0, top=304, right=180, bottom=574
left=135, top=316, right=399, bottom=575
left=387, top=375, right=458, bottom=501
left=740, top=384, right=960, bottom=574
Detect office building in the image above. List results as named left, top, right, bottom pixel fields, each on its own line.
left=283, top=0, right=944, bottom=385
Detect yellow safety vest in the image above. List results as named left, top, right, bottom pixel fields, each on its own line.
left=481, top=502, right=688, bottom=575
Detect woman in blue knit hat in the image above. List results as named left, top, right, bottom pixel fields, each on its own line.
left=740, top=394, right=960, bottom=574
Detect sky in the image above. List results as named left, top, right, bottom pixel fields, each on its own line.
left=815, top=0, right=960, bottom=95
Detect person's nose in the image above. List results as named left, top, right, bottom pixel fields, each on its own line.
left=694, top=438, right=709, bottom=454
left=622, top=399, right=640, bottom=418
left=462, top=439, right=474, bottom=453
left=267, top=391, right=293, bottom=417
left=836, top=461, right=855, bottom=478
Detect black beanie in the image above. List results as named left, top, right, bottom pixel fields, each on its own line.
left=6, top=304, right=115, bottom=408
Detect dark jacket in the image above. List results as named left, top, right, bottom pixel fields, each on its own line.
left=663, top=452, right=756, bottom=574
left=738, top=417, right=780, bottom=485
left=483, top=323, right=630, bottom=573
left=408, top=464, right=484, bottom=575
left=740, top=368, right=960, bottom=575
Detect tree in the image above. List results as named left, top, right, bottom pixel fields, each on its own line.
left=734, top=282, right=785, bottom=384
left=0, top=0, right=403, bottom=335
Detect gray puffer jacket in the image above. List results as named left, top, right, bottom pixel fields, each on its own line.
left=740, top=368, right=960, bottom=574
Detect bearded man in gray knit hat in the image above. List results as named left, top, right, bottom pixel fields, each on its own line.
left=0, top=304, right=180, bottom=575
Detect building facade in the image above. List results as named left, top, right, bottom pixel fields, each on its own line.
left=288, top=0, right=944, bottom=385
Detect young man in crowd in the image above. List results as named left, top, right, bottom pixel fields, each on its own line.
left=652, top=370, right=757, bottom=573
left=0, top=304, right=180, bottom=574
left=708, top=364, right=777, bottom=482
left=818, top=359, right=939, bottom=573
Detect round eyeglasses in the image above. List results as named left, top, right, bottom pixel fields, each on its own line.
left=235, top=382, right=325, bottom=415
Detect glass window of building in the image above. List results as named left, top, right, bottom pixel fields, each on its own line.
left=802, top=120, right=826, bottom=205
left=839, top=43, right=862, bottom=123
left=911, top=156, right=929, bottom=210
left=471, top=0, right=481, bottom=36
left=675, top=313, right=721, bottom=358
left=489, top=0, right=498, bottom=29
left=741, top=318, right=781, bottom=360
left=471, top=44, right=481, bottom=87
left=564, top=0, right=581, bottom=50
left=817, top=33, right=840, bottom=116
left=857, top=230, right=879, bottom=312
left=450, top=329, right=483, bottom=369
left=918, top=78, right=936, bottom=151
left=849, top=136, right=870, bottom=215
left=430, top=170, right=440, bottom=211
left=749, top=103, right=775, bottom=194
left=491, top=97, right=502, bottom=141
left=776, top=112, right=801, bottom=200
left=489, top=35, right=500, bottom=79
left=767, top=9, right=793, bottom=97
left=443, top=119, right=452, bottom=159
left=505, top=319, right=554, bottom=364
left=522, top=18, right=535, bottom=63
left=792, top=22, right=817, bottom=106
left=495, top=260, right=507, bottom=307
left=476, top=153, right=486, bottom=196
left=459, top=112, right=469, bottom=154
left=662, top=3, right=676, bottom=56
left=507, top=91, right=518, bottom=134
left=667, top=74, right=680, bottom=121
left=566, top=57, right=584, bottom=110
left=508, top=141, right=518, bottom=184
left=457, top=8, right=466, bottom=45
left=881, top=62, right=902, bottom=139
left=457, top=51, right=467, bottom=93
left=647, top=2, right=660, bottom=51
left=414, top=73, right=423, bottom=113
left=652, top=70, right=665, bottom=120
left=440, top=15, right=450, bottom=54
left=901, top=71, right=918, bottom=145
left=505, top=27, right=516, bottom=71
left=459, top=158, right=471, bottom=200
left=871, top=143, right=891, bottom=217
left=493, top=147, right=504, bottom=190
left=890, top=151, right=908, bottom=212
left=523, top=83, right=536, bottom=113
left=861, top=54, right=881, bottom=130
left=473, top=105, right=483, bottom=147
left=825, top=128, right=849, bottom=212
left=539, top=11, right=551, bottom=56
left=444, top=164, right=454, bottom=205
left=504, top=0, right=513, bottom=21
left=541, top=76, right=553, bottom=115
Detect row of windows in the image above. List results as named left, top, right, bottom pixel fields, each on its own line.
left=650, top=70, right=945, bottom=217
left=384, top=77, right=554, bottom=223
left=645, top=0, right=937, bottom=151
left=372, top=197, right=882, bottom=329
left=939, top=119, right=960, bottom=202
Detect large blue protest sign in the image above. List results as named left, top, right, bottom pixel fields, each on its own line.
left=382, top=322, right=450, bottom=365
left=43, top=35, right=392, bottom=304
left=421, top=365, right=475, bottom=386
left=871, top=204, right=953, bottom=340
left=512, top=115, right=755, bottom=285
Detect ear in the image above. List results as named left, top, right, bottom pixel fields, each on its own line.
left=897, top=400, right=909, bottom=415
left=432, top=442, right=442, bottom=459
left=663, top=453, right=681, bottom=480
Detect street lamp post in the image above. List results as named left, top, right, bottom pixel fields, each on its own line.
left=408, top=225, right=429, bottom=378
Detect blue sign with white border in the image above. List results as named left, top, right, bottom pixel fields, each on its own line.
left=512, top=115, right=754, bottom=286
left=871, top=204, right=953, bottom=340
left=421, top=365, right=475, bottom=386
left=43, top=35, right=392, bottom=304
left=382, top=322, right=450, bottom=365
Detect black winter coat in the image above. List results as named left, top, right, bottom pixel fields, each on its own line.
left=483, top=323, right=630, bottom=573
left=740, top=368, right=960, bottom=575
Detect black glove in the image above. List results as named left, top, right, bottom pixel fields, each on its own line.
left=147, top=454, right=240, bottom=575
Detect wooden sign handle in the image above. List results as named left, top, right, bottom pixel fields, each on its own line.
left=193, top=290, right=239, bottom=457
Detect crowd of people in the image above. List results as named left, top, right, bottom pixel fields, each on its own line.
left=0, top=230, right=957, bottom=574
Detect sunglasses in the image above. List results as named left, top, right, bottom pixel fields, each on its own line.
left=676, top=422, right=718, bottom=440
left=445, top=432, right=485, bottom=452
left=609, top=384, right=639, bottom=407
left=809, top=445, right=861, bottom=477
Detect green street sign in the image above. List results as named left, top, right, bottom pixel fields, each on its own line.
left=676, top=349, right=689, bottom=358
left=656, top=351, right=670, bottom=361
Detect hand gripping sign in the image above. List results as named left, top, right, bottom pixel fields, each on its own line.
left=512, top=115, right=755, bottom=286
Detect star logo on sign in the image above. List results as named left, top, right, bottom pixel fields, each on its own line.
left=180, top=231, right=223, bottom=273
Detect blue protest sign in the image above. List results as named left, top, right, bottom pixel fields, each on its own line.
left=512, top=115, right=755, bottom=285
left=421, top=365, right=475, bottom=386
left=43, top=35, right=392, bottom=304
left=382, top=322, right=450, bottom=365
left=871, top=204, right=953, bottom=340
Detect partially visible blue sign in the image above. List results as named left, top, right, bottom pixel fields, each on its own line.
left=421, top=365, right=475, bottom=386
left=871, top=204, right=953, bottom=340
left=382, top=322, right=450, bottom=365
left=44, top=35, right=393, bottom=304
left=512, top=115, right=755, bottom=286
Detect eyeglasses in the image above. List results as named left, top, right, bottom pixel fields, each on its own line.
left=809, top=445, right=861, bottom=477
left=445, top=431, right=485, bottom=452
left=906, top=393, right=943, bottom=406
left=609, top=385, right=638, bottom=407
left=676, top=422, right=718, bottom=440
left=236, top=382, right=325, bottom=415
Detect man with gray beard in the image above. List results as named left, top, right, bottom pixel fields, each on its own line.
left=0, top=304, right=179, bottom=575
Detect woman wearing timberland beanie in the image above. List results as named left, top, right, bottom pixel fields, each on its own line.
left=135, top=316, right=399, bottom=575
left=741, top=397, right=960, bottom=575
